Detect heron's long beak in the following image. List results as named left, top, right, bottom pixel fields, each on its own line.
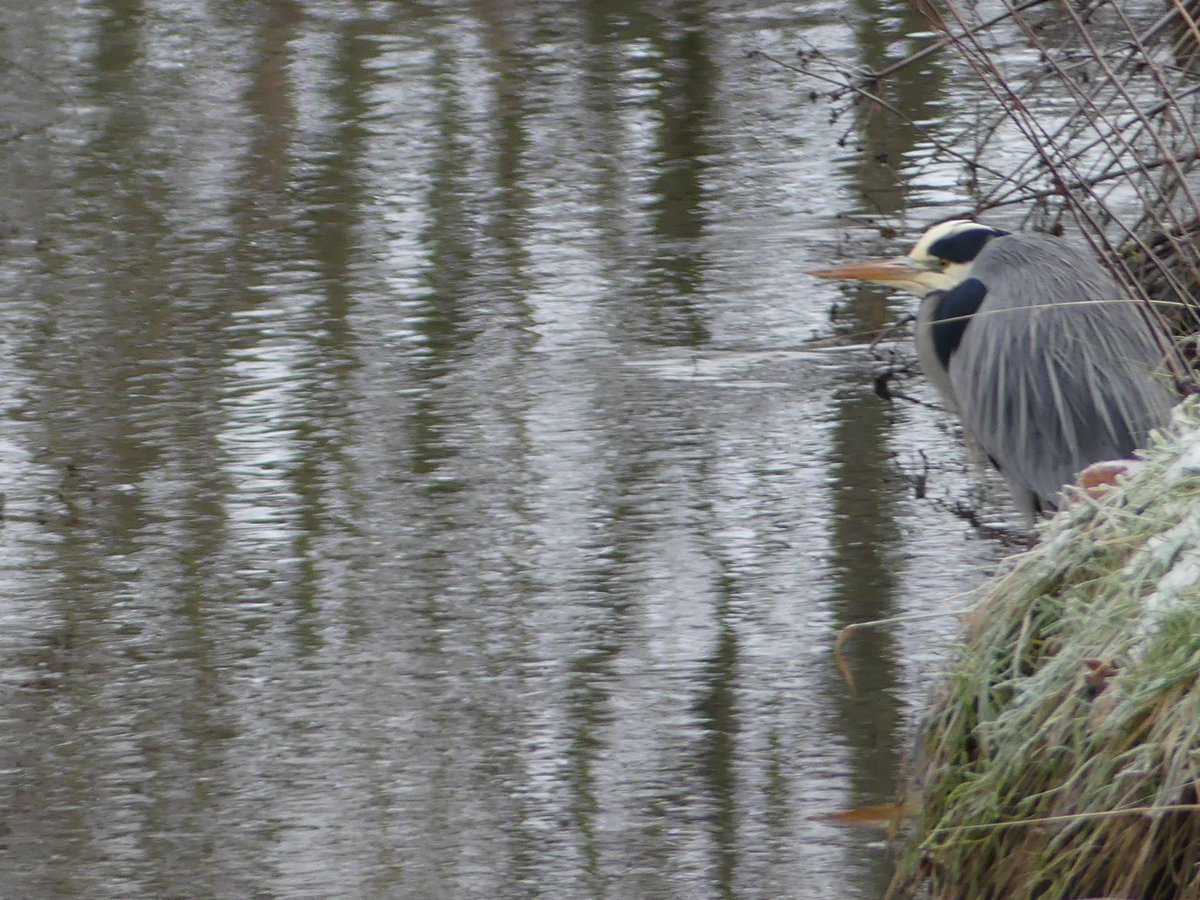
left=807, top=257, right=917, bottom=285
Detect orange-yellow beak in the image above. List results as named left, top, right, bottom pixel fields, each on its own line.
left=807, top=258, right=916, bottom=284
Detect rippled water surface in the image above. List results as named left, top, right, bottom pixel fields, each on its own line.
left=0, top=1, right=1010, bottom=897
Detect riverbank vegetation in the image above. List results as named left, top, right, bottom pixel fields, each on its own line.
left=790, top=2, right=1200, bottom=896
left=888, top=400, right=1200, bottom=899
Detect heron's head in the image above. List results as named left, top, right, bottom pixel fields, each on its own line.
left=809, top=220, right=1009, bottom=295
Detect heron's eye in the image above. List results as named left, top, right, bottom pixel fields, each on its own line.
left=937, top=258, right=951, bottom=270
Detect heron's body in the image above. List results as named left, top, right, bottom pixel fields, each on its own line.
left=811, top=221, right=1179, bottom=524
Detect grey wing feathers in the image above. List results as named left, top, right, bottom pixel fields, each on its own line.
left=949, top=233, right=1175, bottom=507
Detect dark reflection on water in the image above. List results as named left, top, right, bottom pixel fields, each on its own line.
left=0, top=1, right=1000, bottom=897
left=822, top=7, right=954, bottom=898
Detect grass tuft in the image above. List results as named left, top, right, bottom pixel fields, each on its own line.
left=891, top=400, right=1200, bottom=899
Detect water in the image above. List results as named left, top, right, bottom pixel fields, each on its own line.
left=0, top=1, right=1008, bottom=897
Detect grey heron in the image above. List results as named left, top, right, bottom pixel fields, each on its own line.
left=810, top=220, right=1179, bottom=524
